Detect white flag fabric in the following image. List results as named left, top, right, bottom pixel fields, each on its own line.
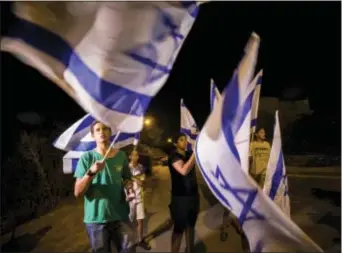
left=1, top=2, right=201, bottom=132
left=250, top=70, right=263, bottom=134
left=53, top=114, right=140, bottom=152
left=195, top=33, right=323, bottom=252
left=62, top=130, right=140, bottom=174
left=53, top=113, right=140, bottom=173
left=229, top=34, right=260, bottom=174
left=263, top=111, right=291, bottom=217
left=180, top=99, right=198, bottom=151
left=53, top=114, right=96, bottom=151
left=210, top=79, right=221, bottom=111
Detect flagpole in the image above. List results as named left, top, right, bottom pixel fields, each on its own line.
left=250, top=129, right=255, bottom=143
left=102, top=131, right=121, bottom=161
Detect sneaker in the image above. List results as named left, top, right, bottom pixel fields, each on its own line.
left=138, top=240, right=151, bottom=251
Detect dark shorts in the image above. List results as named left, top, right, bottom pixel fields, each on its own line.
left=169, top=195, right=200, bottom=233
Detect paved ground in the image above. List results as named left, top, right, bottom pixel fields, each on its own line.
left=1, top=166, right=340, bottom=253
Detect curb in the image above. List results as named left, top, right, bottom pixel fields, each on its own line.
left=287, top=166, right=341, bottom=175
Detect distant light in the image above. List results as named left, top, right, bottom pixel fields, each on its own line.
left=167, top=138, right=172, bottom=143
left=144, top=117, right=153, bottom=127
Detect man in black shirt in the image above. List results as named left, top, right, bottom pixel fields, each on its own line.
left=168, top=133, right=199, bottom=253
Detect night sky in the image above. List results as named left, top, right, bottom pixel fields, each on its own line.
left=1, top=2, right=341, bottom=154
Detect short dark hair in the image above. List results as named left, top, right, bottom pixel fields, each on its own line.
left=255, top=127, right=265, bottom=134
left=90, top=120, right=110, bottom=134
left=172, top=132, right=186, bottom=144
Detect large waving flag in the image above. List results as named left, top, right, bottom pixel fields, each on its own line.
left=180, top=99, right=198, bottom=151
left=1, top=2, right=201, bottom=133
left=263, top=111, right=290, bottom=217
left=195, top=32, right=323, bottom=252
left=210, top=79, right=221, bottom=111
left=250, top=70, right=263, bottom=134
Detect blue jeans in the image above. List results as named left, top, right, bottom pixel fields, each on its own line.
left=85, top=221, right=135, bottom=253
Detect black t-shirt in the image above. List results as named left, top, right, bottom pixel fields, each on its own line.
left=168, top=150, right=199, bottom=197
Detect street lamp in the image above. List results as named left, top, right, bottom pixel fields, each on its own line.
left=144, top=117, right=153, bottom=127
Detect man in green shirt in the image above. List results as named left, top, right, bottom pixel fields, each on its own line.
left=74, top=120, right=135, bottom=253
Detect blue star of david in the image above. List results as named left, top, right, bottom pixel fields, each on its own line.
left=211, top=165, right=265, bottom=225
left=125, top=7, right=185, bottom=85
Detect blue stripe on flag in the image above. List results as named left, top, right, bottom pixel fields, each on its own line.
left=269, top=151, right=284, bottom=200
left=8, top=17, right=150, bottom=116
left=179, top=1, right=200, bottom=18
left=74, top=115, right=96, bottom=134
left=251, top=118, right=257, bottom=128
left=210, top=84, right=215, bottom=111
left=221, top=71, right=242, bottom=162
left=257, top=75, right=263, bottom=85
left=235, top=91, right=254, bottom=133
left=180, top=127, right=197, bottom=140
left=72, top=158, right=79, bottom=171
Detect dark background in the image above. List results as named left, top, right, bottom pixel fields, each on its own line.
left=0, top=1, right=340, bottom=243
left=1, top=1, right=341, bottom=156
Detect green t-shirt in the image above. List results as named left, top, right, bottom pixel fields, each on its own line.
left=74, top=150, right=131, bottom=224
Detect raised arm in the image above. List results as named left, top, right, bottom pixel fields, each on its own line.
left=172, top=152, right=196, bottom=176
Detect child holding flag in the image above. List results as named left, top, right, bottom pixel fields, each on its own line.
left=127, top=149, right=151, bottom=250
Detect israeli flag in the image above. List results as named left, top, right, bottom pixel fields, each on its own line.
left=230, top=35, right=261, bottom=174
left=53, top=113, right=140, bottom=151
left=210, top=79, right=221, bottom=111
left=1, top=2, right=201, bottom=133
left=62, top=130, right=140, bottom=174
left=263, top=111, right=290, bottom=217
left=180, top=99, right=198, bottom=151
left=250, top=70, right=263, bottom=134
left=53, top=114, right=96, bottom=151
left=195, top=32, right=322, bottom=252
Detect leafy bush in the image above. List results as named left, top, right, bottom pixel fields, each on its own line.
left=1, top=130, right=73, bottom=235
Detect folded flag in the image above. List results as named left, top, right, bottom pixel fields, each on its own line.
left=263, top=111, right=291, bottom=217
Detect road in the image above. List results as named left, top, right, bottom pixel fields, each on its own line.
left=1, top=166, right=340, bottom=253
left=142, top=166, right=341, bottom=252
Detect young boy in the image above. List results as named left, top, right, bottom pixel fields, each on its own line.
left=168, top=133, right=199, bottom=253
left=73, top=120, right=135, bottom=253
left=128, top=149, right=151, bottom=250
left=249, top=127, right=271, bottom=188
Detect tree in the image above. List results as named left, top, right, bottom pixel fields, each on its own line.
left=1, top=128, right=74, bottom=237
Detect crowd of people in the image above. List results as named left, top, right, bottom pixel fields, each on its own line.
left=73, top=120, right=271, bottom=253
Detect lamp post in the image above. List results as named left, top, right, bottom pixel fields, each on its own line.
left=144, top=117, right=153, bottom=127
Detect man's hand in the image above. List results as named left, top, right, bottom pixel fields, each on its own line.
left=90, top=160, right=105, bottom=174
